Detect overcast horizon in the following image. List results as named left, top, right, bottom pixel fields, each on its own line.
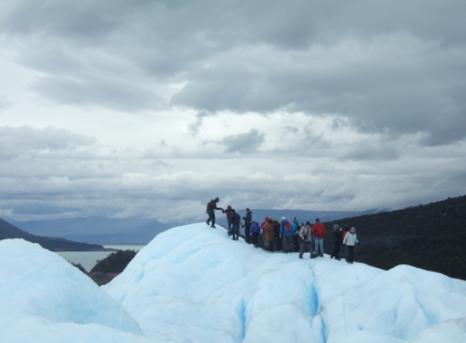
left=1, top=0, right=466, bottom=223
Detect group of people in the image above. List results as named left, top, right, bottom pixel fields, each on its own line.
left=205, top=198, right=360, bottom=263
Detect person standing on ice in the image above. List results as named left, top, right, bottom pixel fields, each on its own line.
left=242, top=208, right=252, bottom=243
left=206, top=197, right=222, bottom=228
left=231, top=210, right=241, bottom=240
left=298, top=221, right=313, bottom=259
left=292, top=217, right=300, bottom=252
left=250, top=221, right=260, bottom=247
left=330, top=224, right=343, bottom=260
left=343, top=227, right=359, bottom=263
left=259, top=217, right=269, bottom=249
left=223, top=205, right=236, bottom=235
left=262, top=218, right=275, bottom=251
left=312, top=218, right=326, bottom=257
left=272, top=219, right=281, bottom=251
left=280, top=216, right=295, bottom=253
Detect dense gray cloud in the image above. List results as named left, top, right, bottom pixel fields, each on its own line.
left=32, top=75, right=162, bottom=111
left=0, top=1, right=466, bottom=223
left=0, top=126, right=95, bottom=158
left=1, top=0, right=465, bottom=142
left=1, top=126, right=465, bottom=222
left=221, top=130, right=265, bottom=153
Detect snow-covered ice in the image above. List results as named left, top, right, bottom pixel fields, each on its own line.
left=1, top=223, right=466, bottom=342
left=105, top=223, right=466, bottom=343
left=0, top=239, right=150, bottom=343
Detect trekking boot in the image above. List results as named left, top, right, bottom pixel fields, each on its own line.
left=211, top=225, right=216, bottom=228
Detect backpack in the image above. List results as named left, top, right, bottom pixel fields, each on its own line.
left=284, top=221, right=291, bottom=231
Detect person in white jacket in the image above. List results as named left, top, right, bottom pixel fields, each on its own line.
left=343, top=227, right=359, bottom=264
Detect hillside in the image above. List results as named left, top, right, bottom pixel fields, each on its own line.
left=90, top=250, right=138, bottom=285
left=0, top=218, right=105, bottom=251
left=325, top=195, right=466, bottom=280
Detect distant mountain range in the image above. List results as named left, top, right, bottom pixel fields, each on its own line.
left=10, top=217, right=175, bottom=245
left=0, top=218, right=105, bottom=251
left=11, top=210, right=376, bottom=245
left=324, top=195, right=466, bottom=280
left=232, top=209, right=382, bottom=224
left=4, top=196, right=465, bottom=280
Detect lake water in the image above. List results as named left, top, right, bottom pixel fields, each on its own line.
left=56, top=245, right=145, bottom=272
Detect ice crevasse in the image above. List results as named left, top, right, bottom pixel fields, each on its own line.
left=1, top=223, right=466, bottom=342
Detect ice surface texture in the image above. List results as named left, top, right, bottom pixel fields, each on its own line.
left=1, top=223, right=466, bottom=342
left=106, top=224, right=466, bottom=343
left=0, top=239, right=149, bottom=343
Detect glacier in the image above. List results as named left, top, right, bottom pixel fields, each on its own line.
left=1, top=223, right=466, bottom=342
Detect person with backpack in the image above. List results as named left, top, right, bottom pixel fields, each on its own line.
left=223, top=205, right=236, bottom=235
left=250, top=221, right=260, bottom=247
left=206, top=197, right=222, bottom=228
left=298, top=221, right=313, bottom=259
left=343, top=227, right=359, bottom=263
left=280, top=217, right=295, bottom=253
left=242, top=208, right=252, bottom=243
left=231, top=210, right=241, bottom=240
left=312, top=218, right=326, bottom=257
left=330, top=224, right=343, bottom=260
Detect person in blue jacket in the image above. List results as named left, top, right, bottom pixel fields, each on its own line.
left=280, top=217, right=296, bottom=253
left=250, top=221, right=260, bottom=247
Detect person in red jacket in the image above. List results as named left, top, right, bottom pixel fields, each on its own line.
left=312, top=218, right=326, bottom=257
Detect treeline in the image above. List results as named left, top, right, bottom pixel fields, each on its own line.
left=324, top=195, right=466, bottom=280
left=73, top=250, right=138, bottom=285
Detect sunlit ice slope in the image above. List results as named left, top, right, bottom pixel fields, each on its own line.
left=105, top=223, right=466, bottom=343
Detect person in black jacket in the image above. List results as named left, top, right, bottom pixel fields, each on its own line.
left=242, top=208, right=252, bottom=243
left=231, top=210, right=241, bottom=240
left=272, top=219, right=281, bottom=252
left=206, top=197, right=222, bottom=228
left=223, top=205, right=235, bottom=235
left=330, top=224, right=343, bottom=260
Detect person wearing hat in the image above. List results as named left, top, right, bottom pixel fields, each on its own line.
left=330, top=224, right=344, bottom=260
left=343, top=227, right=359, bottom=263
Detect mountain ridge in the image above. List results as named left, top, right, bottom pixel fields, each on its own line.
left=0, top=217, right=105, bottom=251
left=11, top=210, right=374, bottom=244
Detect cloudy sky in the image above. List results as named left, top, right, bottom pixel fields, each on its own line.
left=1, top=0, right=465, bottom=223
